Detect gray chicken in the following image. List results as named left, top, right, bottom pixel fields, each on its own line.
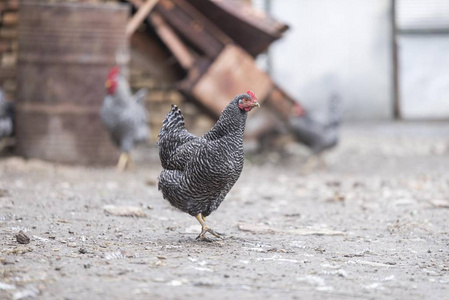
left=0, top=89, right=14, bottom=144
left=289, top=94, right=343, bottom=168
left=100, top=66, right=150, bottom=171
left=157, top=91, right=260, bottom=241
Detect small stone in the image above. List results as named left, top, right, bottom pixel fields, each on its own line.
left=79, top=248, right=88, bottom=254
left=16, top=230, right=30, bottom=244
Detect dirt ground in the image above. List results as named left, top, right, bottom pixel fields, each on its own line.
left=1, top=122, right=449, bottom=300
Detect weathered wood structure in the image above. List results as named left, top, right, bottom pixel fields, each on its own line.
left=1, top=0, right=303, bottom=164
left=15, top=1, right=127, bottom=164
left=129, top=0, right=301, bottom=136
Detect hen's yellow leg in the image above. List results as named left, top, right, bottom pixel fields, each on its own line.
left=317, top=153, right=327, bottom=170
left=195, top=213, right=224, bottom=241
left=117, top=152, right=130, bottom=172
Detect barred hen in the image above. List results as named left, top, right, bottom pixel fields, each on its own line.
left=157, top=91, right=260, bottom=241
left=289, top=94, right=343, bottom=168
left=100, top=66, right=150, bottom=170
left=0, top=89, right=14, bottom=143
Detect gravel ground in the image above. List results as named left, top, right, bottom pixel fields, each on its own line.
left=1, top=122, right=448, bottom=300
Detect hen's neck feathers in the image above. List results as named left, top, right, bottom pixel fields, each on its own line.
left=203, top=98, right=247, bottom=141
left=110, top=75, right=132, bottom=105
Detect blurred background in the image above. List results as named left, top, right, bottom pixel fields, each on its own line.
left=1, top=3, right=449, bottom=298
left=252, top=0, right=449, bottom=120
left=0, top=0, right=448, bottom=166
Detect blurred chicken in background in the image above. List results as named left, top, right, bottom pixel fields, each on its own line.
left=100, top=66, right=150, bottom=171
left=289, top=94, right=343, bottom=169
left=0, top=88, right=14, bottom=151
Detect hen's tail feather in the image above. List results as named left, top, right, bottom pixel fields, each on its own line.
left=157, top=105, right=197, bottom=169
left=327, top=93, right=343, bottom=128
left=159, top=105, right=185, bottom=137
left=133, top=88, right=148, bottom=103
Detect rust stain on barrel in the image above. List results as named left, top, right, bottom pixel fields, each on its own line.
left=16, top=2, right=130, bottom=165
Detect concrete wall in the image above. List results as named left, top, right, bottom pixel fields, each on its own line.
left=256, top=0, right=394, bottom=120
left=397, top=0, right=449, bottom=120
left=398, top=36, right=449, bottom=119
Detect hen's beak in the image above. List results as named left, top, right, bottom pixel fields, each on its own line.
left=105, top=80, right=112, bottom=89
left=252, top=101, right=260, bottom=108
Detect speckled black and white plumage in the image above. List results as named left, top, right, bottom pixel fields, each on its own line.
left=157, top=93, right=255, bottom=217
left=0, top=89, right=14, bottom=140
left=100, top=74, right=149, bottom=152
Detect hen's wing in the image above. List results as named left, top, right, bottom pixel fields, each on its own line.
left=0, top=99, right=13, bottom=138
left=165, top=138, right=207, bottom=170
left=0, top=118, right=12, bottom=138
left=325, top=94, right=343, bottom=129
left=100, top=95, right=117, bottom=131
left=157, top=105, right=198, bottom=169
left=129, top=97, right=150, bottom=143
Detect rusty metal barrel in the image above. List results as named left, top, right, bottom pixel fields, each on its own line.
left=16, top=1, right=130, bottom=165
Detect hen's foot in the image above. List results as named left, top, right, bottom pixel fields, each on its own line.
left=196, top=226, right=225, bottom=241
left=194, top=214, right=225, bottom=241
left=207, top=228, right=225, bottom=238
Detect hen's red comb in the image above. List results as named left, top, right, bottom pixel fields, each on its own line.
left=247, top=90, right=257, bottom=100
left=107, top=66, right=120, bottom=80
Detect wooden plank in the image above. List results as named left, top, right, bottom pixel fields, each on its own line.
left=265, top=86, right=299, bottom=120
left=211, top=0, right=288, bottom=35
left=0, top=66, right=16, bottom=80
left=127, top=0, right=144, bottom=7
left=0, top=27, right=17, bottom=39
left=154, top=0, right=230, bottom=58
left=0, top=0, right=18, bottom=12
left=7, top=0, right=19, bottom=10
left=130, top=31, right=183, bottom=82
left=149, top=13, right=195, bottom=69
left=2, top=11, right=18, bottom=26
left=126, top=0, right=159, bottom=38
left=0, top=39, right=13, bottom=52
left=189, top=0, right=288, bottom=56
left=191, top=44, right=273, bottom=116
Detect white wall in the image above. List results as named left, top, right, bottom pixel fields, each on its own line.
left=257, top=0, right=394, bottom=120
left=398, top=36, right=449, bottom=119
left=397, top=0, right=449, bottom=119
